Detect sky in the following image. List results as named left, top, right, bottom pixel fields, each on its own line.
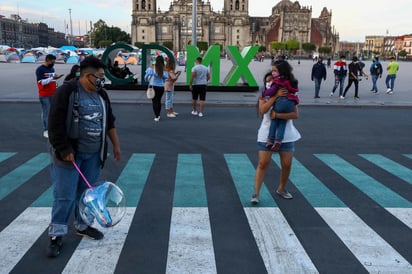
left=0, top=0, right=411, bottom=42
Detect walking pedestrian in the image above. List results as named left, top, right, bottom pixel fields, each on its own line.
left=330, top=55, right=348, bottom=99
left=250, top=72, right=301, bottom=204
left=342, top=56, right=368, bottom=99
left=369, top=56, right=383, bottom=93
left=189, top=57, right=210, bottom=117
left=47, top=56, right=121, bottom=258
left=385, top=56, right=399, bottom=94
left=144, top=55, right=168, bottom=122
left=35, top=54, right=64, bottom=138
left=311, top=57, right=327, bottom=98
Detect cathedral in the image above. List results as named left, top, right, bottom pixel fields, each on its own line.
left=131, top=0, right=339, bottom=53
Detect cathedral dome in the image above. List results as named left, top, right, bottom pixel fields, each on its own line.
left=273, top=0, right=294, bottom=10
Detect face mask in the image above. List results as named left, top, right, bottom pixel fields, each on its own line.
left=48, top=63, right=54, bottom=68
left=341, top=59, right=346, bottom=63
left=75, top=72, right=80, bottom=77
left=95, top=77, right=105, bottom=89
left=265, top=82, right=272, bottom=89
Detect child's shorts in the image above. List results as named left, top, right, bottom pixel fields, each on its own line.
left=257, top=141, right=295, bottom=152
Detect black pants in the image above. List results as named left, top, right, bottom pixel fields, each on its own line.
left=343, top=78, right=359, bottom=97
left=152, top=86, right=165, bottom=117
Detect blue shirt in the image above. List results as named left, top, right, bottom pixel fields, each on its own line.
left=192, top=64, right=209, bottom=85
left=144, top=67, right=168, bottom=87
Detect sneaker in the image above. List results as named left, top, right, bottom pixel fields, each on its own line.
left=47, top=236, right=63, bottom=257
left=43, top=130, right=49, bottom=138
left=173, top=112, right=179, bottom=116
left=276, top=189, right=293, bottom=199
left=191, top=110, right=198, bottom=115
left=386, top=88, right=392, bottom=93
left=250, top=194, right=259, bottom=205
left=339, top=96, right=344, bottom=99
left=388, top=91, right=393, bottom=94
left=198, top=112, right=203, bottom=117
left=167, top=113, right=176, bottom=118
left=354, top=96, right=360, bottom=99
left=330, top=92, right=334, bottom=97
left=76, top=226, right=104, bottom=240
left=314, top=96, right=320, bottom=98
left=154, top=117, right=160, bottom=122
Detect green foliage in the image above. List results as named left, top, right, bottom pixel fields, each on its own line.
left=134, top=42, right=144, bottom=48
left=258, top=46, right=266, bottom=52
left=319, top=46, right=332, bottom=54
left=90, top=19, right=131, bottom=48
left=302, top=43, right=316, bottom=52
left=398, top=50, right=407, bottom=57
left=285, top=40, right=300, bottom=51
left=270, top=41, right=285, bottom=51
left=163, top=41, right=174, bottom=51
left=197, top=41, right=209, bottom=52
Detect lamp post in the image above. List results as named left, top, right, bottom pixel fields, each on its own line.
left=69, top=8, right=73, bottom=45
left=192, top=0, right=197, bottom=47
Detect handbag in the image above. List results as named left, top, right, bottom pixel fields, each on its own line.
left=146, top=75, right=155, bottom=99
left=146, top=85, right=155, bottom=99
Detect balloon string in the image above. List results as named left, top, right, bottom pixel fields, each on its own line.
left=72, top=161, right=93, bottom=188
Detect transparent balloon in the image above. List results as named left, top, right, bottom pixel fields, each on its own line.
left=79, top=181, right=126, bottom=228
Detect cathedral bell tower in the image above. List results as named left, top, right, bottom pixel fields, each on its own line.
left=132, top=0, right=157, bottom=45
left=223, top=0, right=250, bottom=47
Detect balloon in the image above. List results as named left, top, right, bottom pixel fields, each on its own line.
left=79, top=181, right=126, bottom=228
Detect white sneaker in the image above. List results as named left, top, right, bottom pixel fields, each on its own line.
left=43, top=130, right=48, bottom=138
left=386, top=88, right=392, bottom=93
left=198, top=112, right=203, bottom=117
left=191, top=110, right=198, bottom=115
left=173, top=112, right=179, bottom=116
left=330, top=92, right=334, bottom=96
left=388, top=91, right=393, bottom=94
left=339, top=96, right=344, bottom=99
left=167, top=113, right=176, bottom=118
left=154, top=117, right=160, bottom=122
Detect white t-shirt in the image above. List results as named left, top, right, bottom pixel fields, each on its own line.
left=257, top=108, right=301, bottom=143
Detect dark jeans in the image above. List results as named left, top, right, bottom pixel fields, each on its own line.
left=152, top=86, right=165, bottom=117
left=343, top=78, right=359, bottom=97
left=332, top=76, right=346, bottom=96
left=39, top=96, right=52, bottom=130
left=268, top=96, right=295, bottom=142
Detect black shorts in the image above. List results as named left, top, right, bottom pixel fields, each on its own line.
left=192, top=85, right=207, bottom=101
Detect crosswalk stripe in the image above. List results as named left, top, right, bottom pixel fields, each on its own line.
left=166, top=154, right=216, bottom=274
left=0, top=153, right=50, bottom=200
left=0, top=207, right=50, bottom=274
left=272, top=156, right=345, bottom=207
left=224, top=154, right=276, bottom=207
left=403, top=154, right=412, bottom=160
left=0, top=152, right=15, bottom=163
left=359, top=154, right=412, bottom=185
left=225, top=154, right=317, bottom=273
left=314, top=154, right=412, bottom=208
left=273, top=156, right=412, bottom=272
left=62, top=153, right=154, bottom=273
left=317, top=208, right=412, bottom=272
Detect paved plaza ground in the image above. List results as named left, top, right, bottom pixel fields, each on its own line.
left=0, top=58, right=411, bottom=107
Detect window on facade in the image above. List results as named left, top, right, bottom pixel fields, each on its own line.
left=136, top=4, right=139, bottom=10
left=148, top=3, right=151, bottom=10
left=237, top=29, right=239, bottom=33
left=142, top=35, right=145, bottom=40
left=242, top=5, right=244, bottom=11
left=142, top=0, right=146, bottom=10
left=235, top=0, right=239, bottom=10
left=142, top=29, right=145, bottom=33
left=237, top=35, right=239, bottom=39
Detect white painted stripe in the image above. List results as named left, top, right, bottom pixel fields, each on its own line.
left=62, top=207, right=136, bottom=274
left=244, top=208, right=318, bottom=274
left=166, top=207, right=216, bottom=274
left=316, top=208, right=412, bottom=273
left=386, top=208, right=412, bottom=229
left=0, top=207, right=50, bottom=274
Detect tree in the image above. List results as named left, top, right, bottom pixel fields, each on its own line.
left=197, top=41, right=208, bottom=52
left=285, top=40, right=300, bottom=53
left=319, top=46, right=332, bottom=55
left=398, top=50, right=407, bottom=58
left=270, top=41, right=285, bottom=54
left=302, top=43, right=316, bottom=53
left=89, top=19, right=131, bottom=48
left=163, top=41, right=174, bottom=51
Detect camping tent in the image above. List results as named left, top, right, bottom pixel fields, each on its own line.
left=59, top=45, right=77, bottom=51
left=66, top=55, right=79, bottom=64
left=21, top=55, right=37, bottom=63
left=7, top=54, right=20, bottom=63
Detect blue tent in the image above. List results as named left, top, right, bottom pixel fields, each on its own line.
left=21, top=55, right=37, bottom=63
left=59, top=45, right=77, bottom=51
left=66, top=55, right=79, bottom=64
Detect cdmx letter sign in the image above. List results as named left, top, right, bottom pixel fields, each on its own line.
left=141, top=44, right=259, bottom=88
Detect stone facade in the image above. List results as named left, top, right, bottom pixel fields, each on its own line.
left=131, top=0, right=338, bottom=53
